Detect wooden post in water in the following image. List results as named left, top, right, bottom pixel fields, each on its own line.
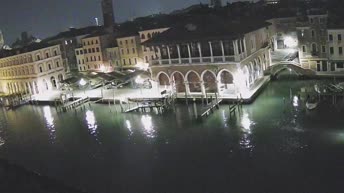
left=215, top=92, right=218, bottom=108
left=185, top=91, right=188, bottom=106
left=193, top=98, right=198, bottom=119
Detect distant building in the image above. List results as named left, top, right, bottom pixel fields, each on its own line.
left=139, top=28, right=169, bottom=64
left=44, top=26, right=101, bottom=72
left=76, top=32, right=114, bottom=72
left=144, top=16, right=272, bottom=98
left=0, top=43, right=66, bottom=95
left=116, top=35, right=144, bottom=69
left=296, top=13, right=328, bottom=72
left=264, top=0, right=280, bottom=5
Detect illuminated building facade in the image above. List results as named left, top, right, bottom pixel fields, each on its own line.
left=116, top=35, right=144, bottom=69
left=0, top=44, right=66, bottom=95
left=297, top=13, right=329, bottom=72
left=145, top=17, right=272, bottom=98
left=76, top=33, right=114, bottom=72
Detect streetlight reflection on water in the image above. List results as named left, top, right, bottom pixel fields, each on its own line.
left=141, top=115, right=155, bottom=138
left=240, top=111, right=254, bottom=150
left=86, top=110, right=98, bottom=137
left=43, top=106, right=56, bottom=141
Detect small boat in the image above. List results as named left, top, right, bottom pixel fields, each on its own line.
left=306, top=96, right=318, bottom=110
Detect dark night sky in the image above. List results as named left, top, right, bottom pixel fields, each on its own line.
left=0, top=0, right=245, bottom=44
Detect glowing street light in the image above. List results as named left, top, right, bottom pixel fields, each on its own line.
left=284, top=36, right=298, bottom=48
left=79, top=78, right=87, bottom=94
left=135, top=76, right=144, bottom=94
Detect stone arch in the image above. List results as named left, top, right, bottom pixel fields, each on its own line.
left=186, top=70, right=202, bottom=93
left=51, top=76, right=57, bottom=88
left=217, top=69, right=235, bottom=95
left=171, top=71, right=185, bottom=93
left=201, top=70, right=217, bottom=93
left=147, top=33, right=152, bottom=39
left=248, top=62, right=254, bottom=84
left=157, top=72, right=170, bottom=86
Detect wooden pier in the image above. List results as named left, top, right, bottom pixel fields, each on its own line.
left=197, top=99, right=223, bottom=120
left=125, top=102, right=166, bottom=113
left=60, top=97, right=90, bottom=112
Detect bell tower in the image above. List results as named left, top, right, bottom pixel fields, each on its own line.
left=101, top=0, right=115, bottom=31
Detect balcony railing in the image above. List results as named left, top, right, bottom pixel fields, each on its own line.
left=151, top=55, right=235, bottom=66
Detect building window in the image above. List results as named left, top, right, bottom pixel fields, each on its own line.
left=98, top=56, right=101, bottom=61
left=90, top=57, right=93, bottom=61
left=330, top=47, right=334, bottom=55
left=83, top=42, right=86, bottom=46
left=316, top=61, right=321, bottom=71
left=125, top=40, right=128, bottom=44
left=129, top=58, right=132, bottom=65
left=78, top=60, right=81, bottom=64
left=311, top=43, right=317, bottom=53
left=95, top=40, right=98, bottom=44
left=80, top=67, right=82, bottom=71
left=88, top=65, right=90, bottom=69
left=131, top=39, right=134, bottom=44
left=339, top=34, right=342, bottom=41
left=80, top=50, right=83, bottom=54
left=134, top=58, right=137, bottom=64
left=123, top=59, right=126, bottom=65
left=54, top=50, right=58, bottom=56
left=132, top=48, right=136, bottom=54
left=322, top=46, right=326, bottom=53
left=141, top=34, right=146, bottom=39
left=48, top=64, right=52, bottom=70
left=339, top=47, right=343, bottom=55
left=121, top=49, right=124, bottom=55
left=145, top=56, right=148, bottom=62
left=302, top=45, right=306, bottom=53
left=82, top=59, right=84, bottom=64
left=86, top=57, right=89, bottom=62
left=36, top=55, right=41, bottom=61
left=127, top=49, right=130, bottom=54
left=92, top=48, right=95, bottom=53
left=56, top=61, right=59, bottom=67
left=94, top=56, right=96, bottom=61
left=119, top=41, right=122, bottom=45
left=88, top=48, right=92, bottom=53
left=84, top=49, right=87, bottom=54
left=39, top=66, right=43, bottom=73
left=96, top=47, right=100, bottom=52
left=310, top=18, right=313, bottom=24
left=329, top=34, right=333, bottom=41
left=337, top=62, right=344, bottom=68
left=76, top=50, right=79, bottom=55
left=311, top=30, right=315, bottom=38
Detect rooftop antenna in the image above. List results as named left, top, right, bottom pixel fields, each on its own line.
left=95, top=17, right=99, bottom=26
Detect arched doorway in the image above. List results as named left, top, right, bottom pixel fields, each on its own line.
left=157, top=72, right=170, bottom=91
left=243, top=65, right=250, bottom=88
left=218, top=70, right=235, bottom=95
left=187, top=71, right=201, bottom=93
left=202, top=71, right=217, bottom=93
left=51, top=76, right=57, bottom=89
left=171, top=72, right=185, bottom=93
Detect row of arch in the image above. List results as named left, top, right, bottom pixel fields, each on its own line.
left=156, top=56, right=267, bottom=95
left=6, top=74, right=64, bottom=95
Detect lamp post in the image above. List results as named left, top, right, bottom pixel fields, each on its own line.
left=79, top=78, right=87, bottom=95
left=135, top=76, right=144, bottom=95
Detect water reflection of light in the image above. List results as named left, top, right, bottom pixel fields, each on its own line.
left=293, top=96, right=299, bottom=107
left=126, top=120, right=133, bottom=135
left=86, top=110, right=98, bottom=136
left=240, top=112, right=254, bottom=150
left=43, top=106, right=55, bottom=141
left=241, top=112, right=252, bottom=133
left=141, top=115, right=155, bottom=138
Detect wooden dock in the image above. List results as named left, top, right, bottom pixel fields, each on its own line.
left=60, top=97, right=90, bottom=112
left=197, top=99, right=223, bottom=119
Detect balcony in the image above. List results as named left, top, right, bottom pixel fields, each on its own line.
left=151, top=55, right=235, bottom=66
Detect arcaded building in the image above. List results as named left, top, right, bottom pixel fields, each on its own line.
left=0, top=43, right=66, bottom=95
left=144, top=16, right=273, bottom=98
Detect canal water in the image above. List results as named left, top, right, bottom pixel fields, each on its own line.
left=0, top=70, right=344, bottom=193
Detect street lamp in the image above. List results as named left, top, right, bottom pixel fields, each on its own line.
left=79, top=78, right=87, bottom=94
left=135, top=76, right=144, bottom=95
